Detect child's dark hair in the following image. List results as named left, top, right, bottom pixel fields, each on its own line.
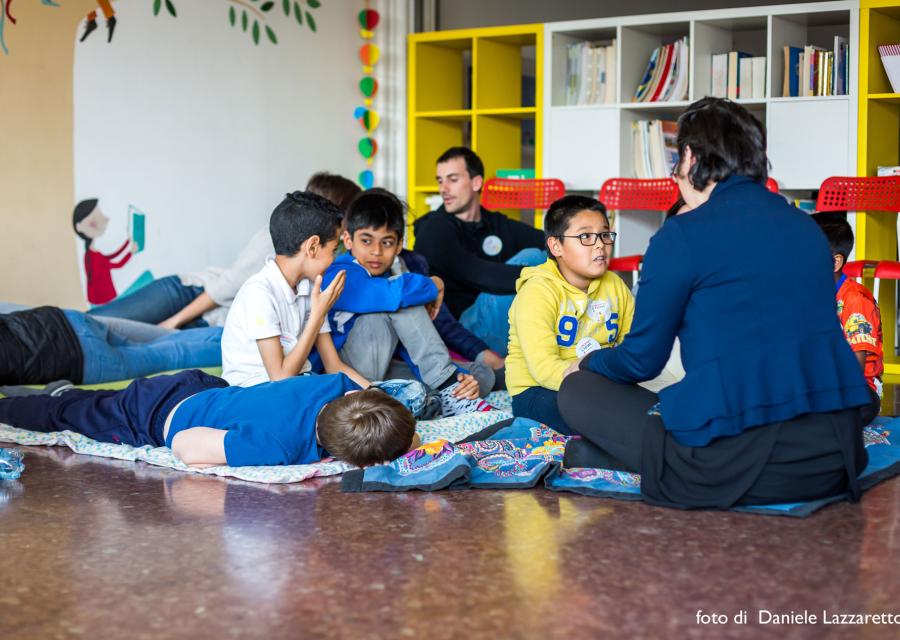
left=72, top=199, right=98, bottom=246
left=306, top=172, right=362, bottom=214
left=676, top=97, right=769, bottom=191
left=346, top=188, right=406, bottom=239
left=316, top=388, right=417, bottom=467
left=544, top=195, right=609, bottom=256
left=269, top=191, right=343, bottom=257
left=812, top=211, right=854, bottom=262
left=436, top=146, right=484, bottom=180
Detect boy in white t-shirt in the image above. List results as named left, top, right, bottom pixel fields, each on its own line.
left=222, top=191, right=368, bottom=388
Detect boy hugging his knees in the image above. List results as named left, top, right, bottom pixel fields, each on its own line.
left=813, top=213, right=884, bottom=425
left=506, top=195, right=635, bottom=433
left=0, top=370, right=419, bottom=468
left=221, top=191, right=369, bottom=389
left=321, top=188, right=496, bottom=417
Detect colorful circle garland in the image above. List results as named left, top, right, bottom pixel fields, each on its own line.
left=356, top=3, right=381, bottom=178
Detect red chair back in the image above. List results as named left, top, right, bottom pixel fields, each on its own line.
left=598, top=178, right=679, bottom=211
left=766, top=177, right=779, bottom=193
left=481, top=178, right=566, bottom=211
left=815, top=176, right=900, bottom=212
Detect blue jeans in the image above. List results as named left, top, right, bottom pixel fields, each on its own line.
left=511, top=386, right=571, bottom=435
left=64, top=310, right=223, bottom=384
left=460, top=248, right=546, bottom=356
left=87, top=275, right=208, bottom=328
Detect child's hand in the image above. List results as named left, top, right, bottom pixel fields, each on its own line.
left=562, top=356, right=584, bottom=379
left=452, top=373, right=480, bottom=400
left=425, top=276, right=445, bottom=320
left=311, top=271, right=346, bottom=318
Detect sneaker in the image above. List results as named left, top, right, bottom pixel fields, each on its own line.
left=437, top=382, right=496, bottom=417
left=0, top=379, right=74, bottom=398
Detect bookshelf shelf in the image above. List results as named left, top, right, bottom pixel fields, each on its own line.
left=408, top=24, right=543, bottom=240
left=767, top=94, right=850, bottom=102
left=621, top=100, right=693, bottom=110
left=858, top=0, right=900, bottom=383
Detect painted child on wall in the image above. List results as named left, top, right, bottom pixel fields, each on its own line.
left=73, top=198, right=135, bottom=306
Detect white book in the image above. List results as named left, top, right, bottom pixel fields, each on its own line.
left=577, top=43, right=593, bottom=105
left=604, top=40, right=617, bottom=104
left=632, top=122, right=645, bottom=178
left=670, top=36, right=689, bottom=101
left=877, top=166, right=900, bottom=176
left=739, top=57, right=753, bottom=99
left=711, top=53, right=728, bottom=98
left=593, top=46, right=607, bottom=104
left=751, top=57, right=766, bottom=99
left=640, top=121, right=653, bottom=179
left=566, top=43, right=581, bottom=105
left=648, top=120, right=666, bottom=178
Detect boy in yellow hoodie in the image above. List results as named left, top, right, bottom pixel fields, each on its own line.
left=506, top=195, right=634, bottom=433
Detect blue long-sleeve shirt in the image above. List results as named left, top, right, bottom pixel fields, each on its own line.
left=583, top=175, right=871, bottom=447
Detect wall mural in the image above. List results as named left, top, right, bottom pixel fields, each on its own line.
left=0, top=0, right=322, bottom=55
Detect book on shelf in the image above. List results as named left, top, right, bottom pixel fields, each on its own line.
left=632, top=36, right=689, bottom=103
left=782, top=40, right=848, bottom=97
left=496, top=168, right=536, bottom=179
left=793, top=199, right=816, bottom=213
left=710, top=52, right=764, bottom=99
left=878, top=44, right=900, bottom=93
left=565, top=39, right=617, bottom=105
left=631, top=119, right=678, bottom=179
left=877, top=166, right=900, bottom=177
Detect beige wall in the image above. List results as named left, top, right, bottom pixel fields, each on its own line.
left=1, top=1, right=94, bottom=308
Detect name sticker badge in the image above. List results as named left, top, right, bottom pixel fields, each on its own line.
left=482, top=235, right=503, bottom=257
left=587, top=299, right=610, bottom=322
left=576, top=337, right=602, bottom=357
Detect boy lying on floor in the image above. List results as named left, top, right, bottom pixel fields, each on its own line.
left=0, top=370, right=419, bottom=468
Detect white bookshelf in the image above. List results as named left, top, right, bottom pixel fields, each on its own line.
left=542, top=2, right=859, bottom=263
left=544, top=1, right=857, bottom=191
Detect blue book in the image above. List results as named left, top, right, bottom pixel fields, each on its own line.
left=783, top=46, right=802, bottom=97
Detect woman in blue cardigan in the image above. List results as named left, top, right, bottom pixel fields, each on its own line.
left=558, top=98, right=872, bottom=509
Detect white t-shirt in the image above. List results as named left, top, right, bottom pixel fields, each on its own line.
left=221, top=259, right=330, bottom=387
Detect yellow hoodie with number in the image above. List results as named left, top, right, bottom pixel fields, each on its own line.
left=506, top=259, right=635, bottom=396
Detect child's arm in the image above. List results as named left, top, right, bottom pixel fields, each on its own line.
left=258, top=272, right=345, bottom=382
left=159, top=291, right=218, bottom=329
left=105, top=239, right=132, bottom=259
left=170, top=427, right=227, bottom=468
left=324, top=264, right=437, bottom=314
left=315, top=332, right=370, bottom=389
left=514, top=282, right=576, bottom=391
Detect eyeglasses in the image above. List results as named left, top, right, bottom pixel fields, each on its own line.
left=557, top=231, right=617, bottom=246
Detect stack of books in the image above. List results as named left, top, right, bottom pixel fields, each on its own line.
left=565, top=40, right=617, bottom=105
left=782, top=37, right=849, bottom=97
left=631, top=120, right=679, bottom=179
left=632, top=37, right=689, bottom=103
left=710, top=52, right=765, bottom=99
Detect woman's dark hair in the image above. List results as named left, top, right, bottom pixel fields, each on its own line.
left=665, top=197, right=687, bottom=220
left=72, top=199, right=98, bottom=247
left=305, top=172, right=362, bottom=214
left=676, top=97, right=769, bottom=191
left=544, top=195, right=608, bottom=241
left=345, top=188, right=407, bottom=239
left=269, top=191, right=343, bottom=257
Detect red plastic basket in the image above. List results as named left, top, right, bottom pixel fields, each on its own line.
left=598, top=178, right=680, bottom=211
left=481, top=178, right=566, bottom=210
left=815, top=176, right=900, bottom=212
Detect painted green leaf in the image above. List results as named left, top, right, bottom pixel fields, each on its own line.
left=165, top=0, right=176, bottom=17
left=266, top=25, right=277, bottom=44
left=242, top=10, right=248, bottom=31
left=252, top=20, right=260, bottom=44
left=229, top=6, right=236, bottom=26
left=293, top=2, right=302, bottom=25
left=305, top=10, right=316, bottom=31
left=153, top=0, right=161, bottom=16
left=261, top=1, right=274, bottom=11
left=282, top=0, right=290, bottom=16
left=308, top=0, right=321, bottom=8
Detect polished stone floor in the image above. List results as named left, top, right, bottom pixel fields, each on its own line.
left=0, top=445, right=898, bottom=640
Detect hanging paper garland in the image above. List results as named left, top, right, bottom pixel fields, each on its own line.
left=355, top=1, right=380, bottom=185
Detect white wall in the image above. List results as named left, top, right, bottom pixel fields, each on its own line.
left=73, top=0, right=363, bottom=294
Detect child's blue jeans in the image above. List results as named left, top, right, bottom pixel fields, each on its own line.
left=87, top=275, right=208, bottom=327
left=459, top=248, right=546, bottom=355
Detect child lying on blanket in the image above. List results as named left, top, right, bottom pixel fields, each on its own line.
left=0, top=369, right=419, bottom=468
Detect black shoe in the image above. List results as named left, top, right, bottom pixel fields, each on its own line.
left=106, top=16, right=117, bottom=43
left=0, top=380, right=74, bottom=399
left=80, top=18, right=98, bottom=42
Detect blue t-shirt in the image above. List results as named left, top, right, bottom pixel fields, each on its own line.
left=166, top=373, right=360, bottom=467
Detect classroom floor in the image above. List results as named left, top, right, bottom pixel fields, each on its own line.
left=0, top=444, right=898, bottom=640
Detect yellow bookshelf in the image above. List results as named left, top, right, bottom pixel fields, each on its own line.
left=859, top=0, right=900, bottom=385
left=407, top=25, right=544, bottom=244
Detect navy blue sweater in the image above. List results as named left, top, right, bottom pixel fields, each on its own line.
left=583, top=176, right=871, bottom=447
